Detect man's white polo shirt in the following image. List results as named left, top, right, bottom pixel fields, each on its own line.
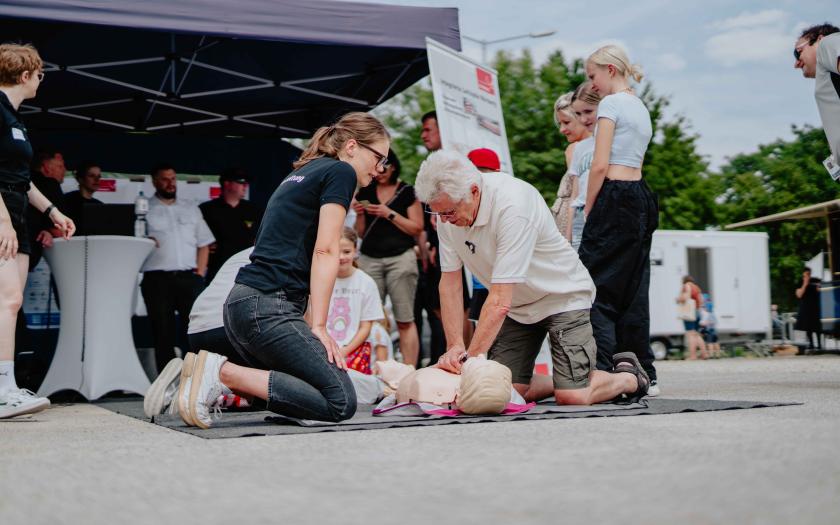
left=438, top=172, right=595, bottom=324
left=815, top=32, right=840, bottom=160
left=142, top=195, right=215, bottom=272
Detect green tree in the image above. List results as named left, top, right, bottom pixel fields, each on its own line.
left=715, top=125, right=836, bottom=310
left=494, top=49, right=582, bottom=199
left=640, top=86, right=717, bottom=230
left=375, top=48, right=583, bottom=194
left=375, top=48, right=714, bottom=230
left=374, top=82, right=436, bottom=185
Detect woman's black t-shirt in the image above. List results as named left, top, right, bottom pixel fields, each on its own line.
left=0, top=91, right=33, bottom=186
left=236, top=157, right=357, bottom=294
left=356, top=181, right=417, bottom=258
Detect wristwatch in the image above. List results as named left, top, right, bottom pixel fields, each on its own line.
left=387, top=212, right=396, bottom=221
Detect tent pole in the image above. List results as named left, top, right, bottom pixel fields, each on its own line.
left=170, top=33, right=177, bottom=94
left=828, top=211, right=839, bottom=279
left=377, top=61, right=413, bottom=103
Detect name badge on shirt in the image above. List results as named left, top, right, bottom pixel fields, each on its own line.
left=11, top=128, right=25, bottom=141
left=824, top=155, right=840, bottom=181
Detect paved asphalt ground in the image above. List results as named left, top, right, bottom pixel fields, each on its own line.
left=2, top=355, right=839, bottom=525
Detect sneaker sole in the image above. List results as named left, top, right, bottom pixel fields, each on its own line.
left=188, top=350, right=212, bottom=429
left=177, top=353, right=198, bottom=427
left=0, top=397, right=51, bottom=419
left=143, top=357, right=183, bottom=418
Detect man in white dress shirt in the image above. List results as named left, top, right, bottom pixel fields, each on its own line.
left=141, top=163, right=215, bottom=374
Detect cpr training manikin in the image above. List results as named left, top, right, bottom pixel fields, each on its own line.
left=394, top=355, right=514, bottom=415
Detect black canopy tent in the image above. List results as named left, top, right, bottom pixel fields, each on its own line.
left=0, top=0, right=460, bottom=204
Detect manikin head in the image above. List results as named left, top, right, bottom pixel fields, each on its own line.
left=457, top=356, right=512, bottom=414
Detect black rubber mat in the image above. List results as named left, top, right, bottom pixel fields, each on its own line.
left=95, top=398, right=801, bottom=439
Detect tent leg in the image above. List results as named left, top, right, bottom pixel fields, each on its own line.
left=829, top=211, right=840, bottom=278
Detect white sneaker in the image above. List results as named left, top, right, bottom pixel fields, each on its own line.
left=0, top=388, right=50, bottom=419
left=177, top=353, right=198, bottom=426
left=187, top=350, right=228, bottom=429
left=648, top=381, right=661, bottom=397
left=144, top=357, right=183, bottom=418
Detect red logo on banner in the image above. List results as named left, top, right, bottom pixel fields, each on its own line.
left=98, top=179, right=116, bottom=192
left=210, top=186, right=221, bottom=198
left=476, top=67, right=494, bottom=94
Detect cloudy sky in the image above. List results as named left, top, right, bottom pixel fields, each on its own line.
left=354, top=0, right=833, bottom=168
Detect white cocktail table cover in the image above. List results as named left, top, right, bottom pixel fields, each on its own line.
left=38, top=236, right=155, bottom=400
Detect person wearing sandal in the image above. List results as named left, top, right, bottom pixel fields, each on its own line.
left=417, top=150, right=649, bottom=406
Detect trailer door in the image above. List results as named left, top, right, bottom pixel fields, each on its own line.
left=711, top=246, right=740, bottom=331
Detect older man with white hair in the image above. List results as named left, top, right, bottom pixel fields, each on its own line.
left=415, top=150, right=648, bottom=405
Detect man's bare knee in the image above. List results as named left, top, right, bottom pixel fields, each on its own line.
left=554, top=388, right=591, bottom=406
left=513, top=383, right=529, bottom=396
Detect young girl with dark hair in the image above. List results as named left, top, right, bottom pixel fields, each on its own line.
left=325, top=227, right=384, bottom=374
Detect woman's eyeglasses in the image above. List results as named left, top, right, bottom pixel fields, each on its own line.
left=358, top=143, right=390, bottom=170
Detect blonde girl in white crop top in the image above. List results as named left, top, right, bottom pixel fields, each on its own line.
left=583, top=44, right=653, bottom=215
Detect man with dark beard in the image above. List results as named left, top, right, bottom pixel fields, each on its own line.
left=141, top=163, right=215, bottom=373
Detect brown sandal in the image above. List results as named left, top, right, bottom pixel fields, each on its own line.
left=612, top=352, right=650, bottom=401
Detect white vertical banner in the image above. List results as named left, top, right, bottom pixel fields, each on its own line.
left=426, top=38, right=514, bottom=175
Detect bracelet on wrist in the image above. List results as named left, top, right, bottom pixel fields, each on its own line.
left=44, top=204, right=55, bottom=217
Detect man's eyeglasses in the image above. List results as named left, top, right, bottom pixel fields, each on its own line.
left=36, top=70, right=44, bottom=82
left=425, top=208, right=457, bottom=219
left=358, top=143, right=390, bottom=170
left=793, top=43, right=808, bottom=61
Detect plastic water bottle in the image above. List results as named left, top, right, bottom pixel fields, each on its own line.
left=134, top=190, right=149, bottom=237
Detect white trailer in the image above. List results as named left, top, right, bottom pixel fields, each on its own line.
left=649, top=230, right=771, bottom=358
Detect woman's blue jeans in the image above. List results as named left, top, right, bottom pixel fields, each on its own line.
left=223, top=283, right=357, bottom=422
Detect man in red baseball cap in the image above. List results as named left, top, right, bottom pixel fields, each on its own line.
left=467, top=148, right=500, bottom=173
